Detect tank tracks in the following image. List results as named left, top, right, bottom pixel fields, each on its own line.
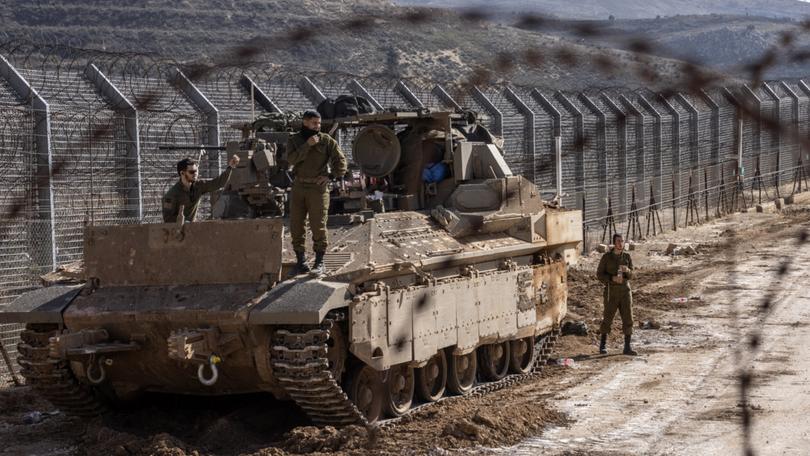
left=270, top=317, right=369, bottom=427
left=271, top=319, right=560, bottom=427
left=16, top=325, right=107, bottom=417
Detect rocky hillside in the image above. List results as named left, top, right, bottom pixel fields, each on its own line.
left=0, top=0, right=707, bottom=90
left=397, top=0, right=810, bottom=20
left=541, top=15, right=810, bottom=80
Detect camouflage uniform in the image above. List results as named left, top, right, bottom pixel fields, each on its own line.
left=162, top=168, right=232, bottom=223
left=286, top=132, right=347, bottom=254
left=596, top=248, right=635, bottom=336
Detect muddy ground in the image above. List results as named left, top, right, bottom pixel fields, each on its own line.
left=2, top=198, right=810, bottom=455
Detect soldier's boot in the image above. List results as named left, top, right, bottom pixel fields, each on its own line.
left=599, top=334, right=608, bottom=355
left=289, top=251, right=310, bottom=277
left=310, top=251, right=326, bottom=277
left=623, top=335, right=638, bottom=356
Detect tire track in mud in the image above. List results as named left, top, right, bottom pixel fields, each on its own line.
left=486, top=216, right=810, bottom=455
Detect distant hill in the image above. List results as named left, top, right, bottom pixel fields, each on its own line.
left=5, top=1, right=804, bottom=90
left=0, top=0, right=701, bottom=91
left=395, top=0, right=810, bottom=20
left=540, top=15, right=810, bottom=80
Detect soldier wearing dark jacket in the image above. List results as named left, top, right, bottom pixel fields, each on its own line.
left=596, top=233, right=638, bottom=356
left=162, top=155, right=239, bottom=223
left=287, top=110, right=348, bottom=276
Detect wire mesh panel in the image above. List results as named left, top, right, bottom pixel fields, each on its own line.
left=590, top=94, right=624, bottom=220
left=0, top=323, right=23, bottom=387
left=452, top=88, right=498, bottom=137
left=405, top=83, right=445, bottom=111
left=485, top=87, right=528, bottom=180
left=516, top=88, right=557, bottom=199
left=567, top=94, right=605, bottom=224
left=355, top=78, right=412, bottom=111
left=18, top=69, right=129, bottom=264
left=689, top=94, right=713, bottom=198
left=757, top=86, right=779, bottom=182
left=772, top=83, right=796, bottom=185
left=0, top=105, right=39, bottom=307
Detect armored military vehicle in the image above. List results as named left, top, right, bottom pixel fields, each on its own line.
left=1, top=111, right=582, bottom=425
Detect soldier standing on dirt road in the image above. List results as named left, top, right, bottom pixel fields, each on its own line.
left=286, top=110, right=348, bottom=277
left=596, top=233, right=638, bottom=356
left=162, top=155, right=239, bottom=223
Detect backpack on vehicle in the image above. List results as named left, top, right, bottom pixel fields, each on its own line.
left=317, top=95, right=375, bottom=119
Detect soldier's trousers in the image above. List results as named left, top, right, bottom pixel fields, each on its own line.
left=599, top=285, right=634, bottom=336
left=290, top=181, right=330, bottom=253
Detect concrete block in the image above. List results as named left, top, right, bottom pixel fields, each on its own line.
left=784, top=195, right=795, bottom=205
left=596, top=244, right=609, bottom=253
left=774, top=198, right=785, bottom=210
left=756, top=202, right=776, bottom=213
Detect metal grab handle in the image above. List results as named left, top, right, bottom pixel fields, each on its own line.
left=197, top=362, right=219, bottom=386
left=86, top=361, right=106, bottom=384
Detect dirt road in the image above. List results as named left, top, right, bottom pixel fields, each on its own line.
left=487, top=207, right=810, bottom=455
left=1, top=204, right=809, bottom=455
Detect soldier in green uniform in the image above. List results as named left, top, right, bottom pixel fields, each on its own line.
left=596, top=233, right=638, bottom=356
left=287, top=110, right=348, bottom=276
left=162, top=155, right=240, bottom=223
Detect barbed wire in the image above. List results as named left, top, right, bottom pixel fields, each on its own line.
left=1, top=6, right=810, bottom=454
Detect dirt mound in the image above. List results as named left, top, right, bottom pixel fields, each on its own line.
left=279, top=426, right=369, bottom=453
left=84, top=426, right=199, bottom=456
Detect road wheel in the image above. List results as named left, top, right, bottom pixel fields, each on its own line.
left=415, top=352, right=447, bottom=402
left=345, top=364, right=384, bottom=423
left=478, top=341, right=511, bottom=381
left=383, top=364, right=415, bottom=417
left=446, top=348, right=476, bottom=395
left=508, top=336, right=536, bottom=374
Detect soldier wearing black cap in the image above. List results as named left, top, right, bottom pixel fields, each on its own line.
left=286, top=110, right=347, bottom=276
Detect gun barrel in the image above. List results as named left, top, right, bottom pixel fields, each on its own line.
left=158, top=145, right=227, bottom=150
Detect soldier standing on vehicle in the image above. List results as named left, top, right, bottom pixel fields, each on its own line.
left=596, top=233, right=638, bottom=356
left=287, top=110, right=348, bottom=276
left=162, top=155, right=240, bottom=223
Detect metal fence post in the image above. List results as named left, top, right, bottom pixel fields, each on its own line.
left=780, top=81, right=802, bottom=169
left=638, top=94, right=663, bottom=214
left=659, top=95, right=681, bottom=211
left=85, top=64, right=143, bottom=221
left=432, top=84, right=462, bottom=111
left=531, top=89, right=564, bottom=202
left=762, top=82, right=782, bottom=191
left=676, top=93, right=700, bottom=185
left=348, top=79, right=384, bottom=112
left=798, top=81, right=810, bottom=166
left=504, top=87, right=537, bottom=186
left=240, top=75, right=282, bottom=114
left=602, top=94, right=628, bottom=216
left=299, top=76, right=327, bottom=106
left=472, top=86, right=503, bottom=136
left=699, top=90, right=721, bottom=195
left=579, top=94, right=608, bottom=220
left=395, top=80, right=425, bottom=109
left=620, top=95, right=646, bottom=206
left=555, top=91, right=584, bottom=209
left=0, top=54, right=56, bottom=272
left=170, top=68, right=222, bottom=175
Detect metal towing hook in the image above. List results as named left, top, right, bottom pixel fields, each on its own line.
left=197, top=354, right=222, bottom=387
left=87, top=357, right=113, bottom=385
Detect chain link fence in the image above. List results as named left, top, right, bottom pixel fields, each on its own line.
left=1, top=48, right=809, bottom=387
